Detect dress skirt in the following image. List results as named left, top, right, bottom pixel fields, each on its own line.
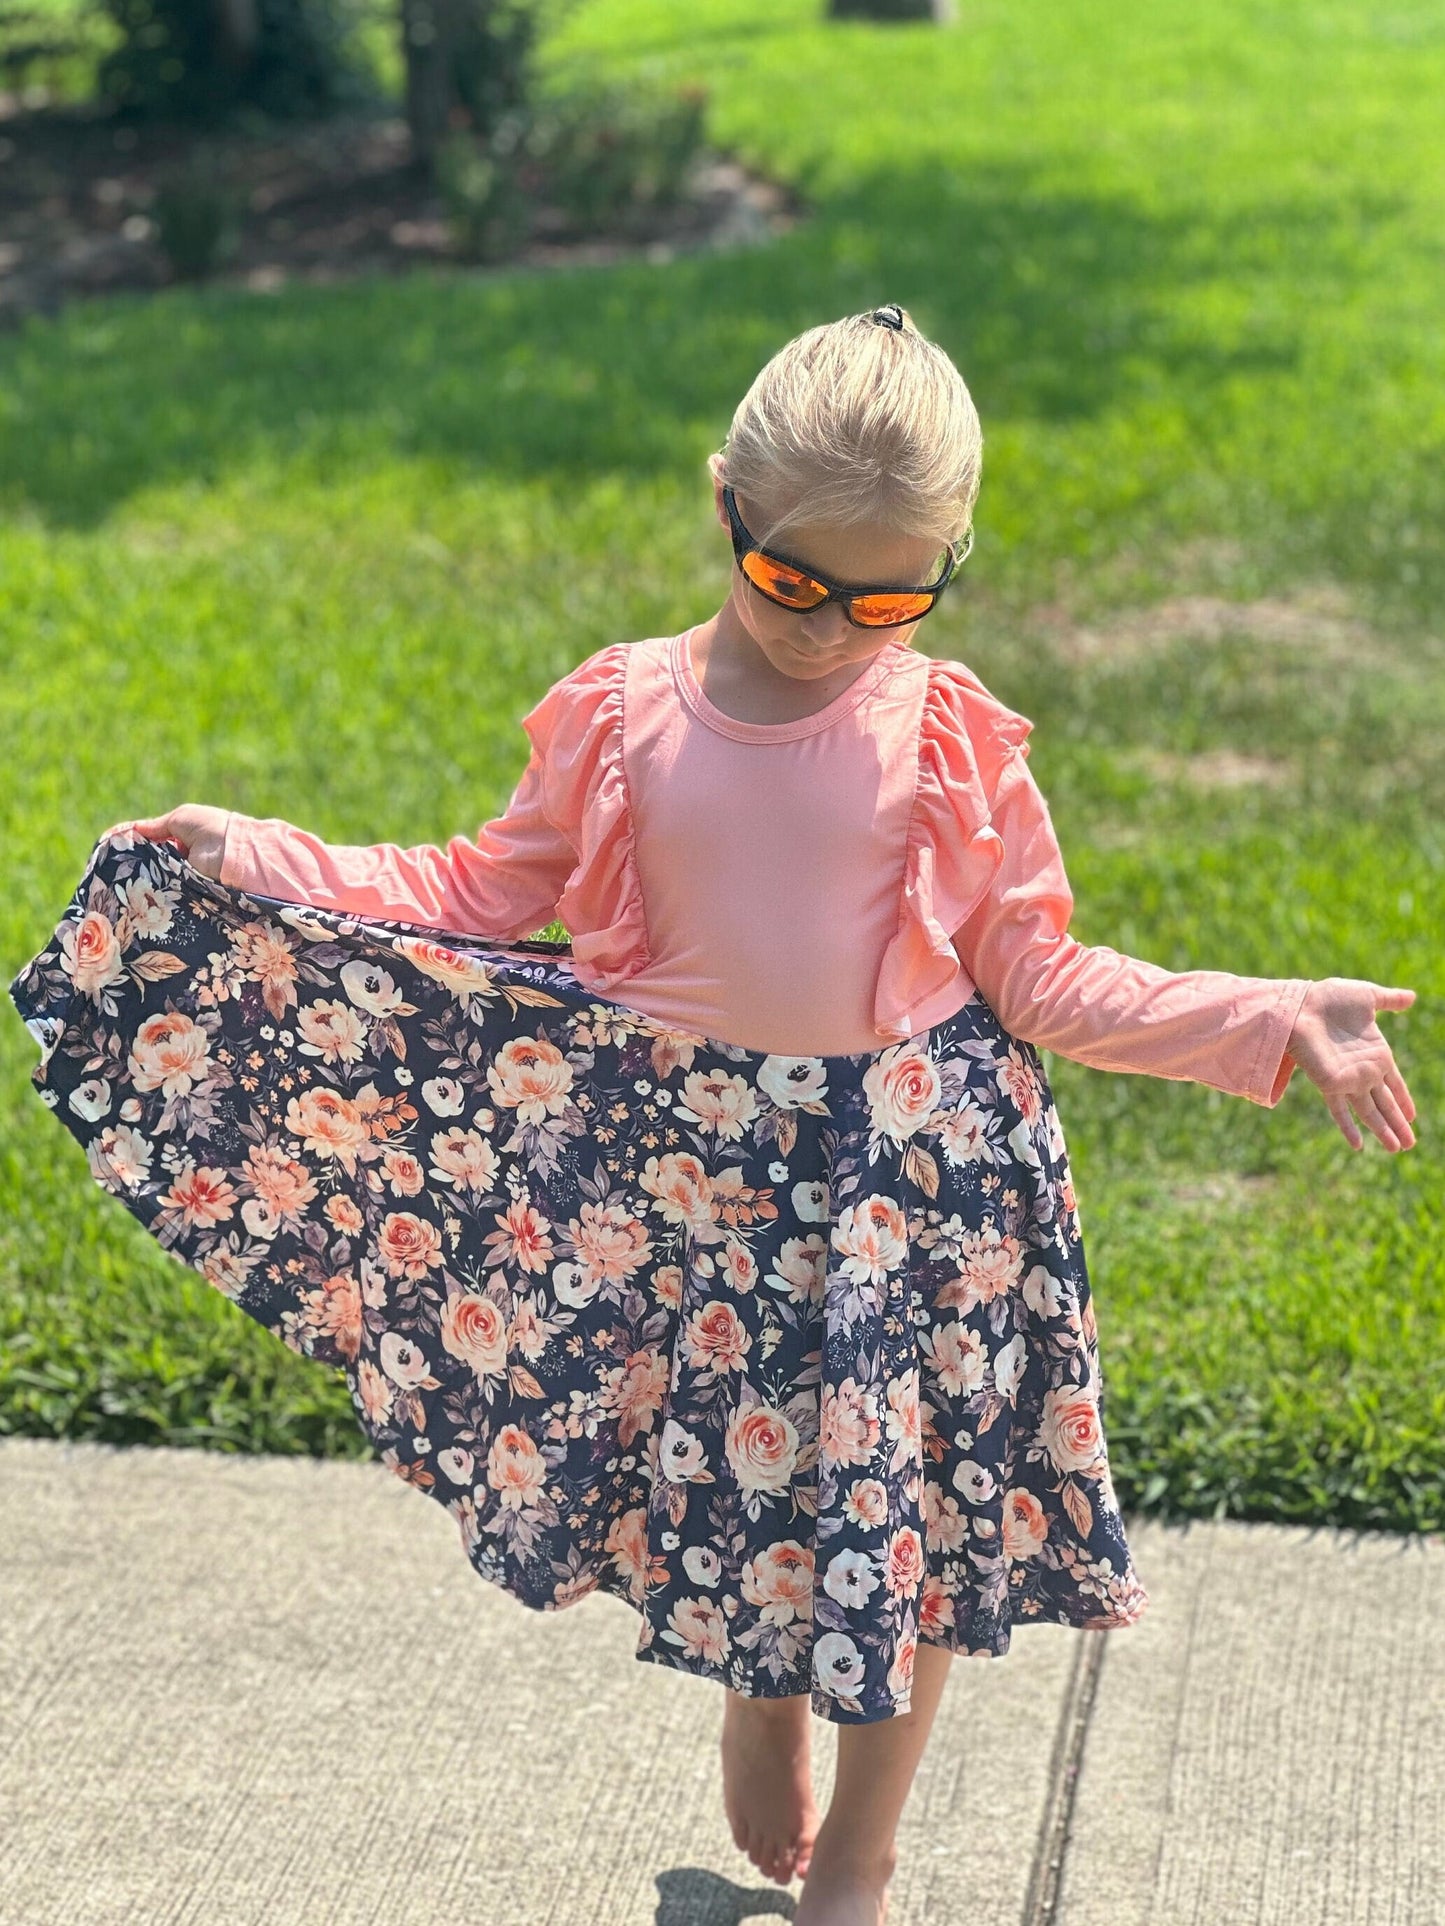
left=8, top=827, right=1150, bottom=1724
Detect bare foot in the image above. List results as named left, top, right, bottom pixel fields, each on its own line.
left=719, top=1689, right=821, bottom=1886
left=793, top=1851, right=896, bottom=1926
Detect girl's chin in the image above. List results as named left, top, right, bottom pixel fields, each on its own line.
left=776, top=642, right=849, bottom=672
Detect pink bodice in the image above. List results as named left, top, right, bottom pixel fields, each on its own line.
left=214, top=632, right=1312, bottom=1102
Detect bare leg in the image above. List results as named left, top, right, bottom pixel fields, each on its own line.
left=719, top=1687, right=822, bottom=1887
left=795, top=1637, right=955, bottom=1926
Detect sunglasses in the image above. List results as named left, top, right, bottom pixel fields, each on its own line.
left=722, top=484, right=972, bottom=629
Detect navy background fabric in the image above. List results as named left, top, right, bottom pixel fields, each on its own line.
left=9, top=829, right=1148, bottom=1722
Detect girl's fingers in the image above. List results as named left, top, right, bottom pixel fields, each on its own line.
left=1327, top=1095, right=1362, bottom=1149
left=1378, top=985, right=1417, bottom=1009
left=1350, top=1087, right=1399, bottom=1152
left=1385, top=1065, right=1417, bottom=1123
left=1375, top=1085, right=1416, bottom=1151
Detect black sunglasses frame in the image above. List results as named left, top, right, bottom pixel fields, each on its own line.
left=721, top=484, right=973, bottom=628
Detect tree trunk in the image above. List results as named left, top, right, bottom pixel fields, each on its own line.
left=210, top=0, right=261, bottom=79
left=401, top=0, right=460, bottom=170
left=827, top=0, right=956, bottom=20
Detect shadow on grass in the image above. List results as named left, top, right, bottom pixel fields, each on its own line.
left=0, top=162, right=1401, bottom=516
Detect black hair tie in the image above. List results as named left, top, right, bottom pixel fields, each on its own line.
left=870, top=303, right=905, bottom=330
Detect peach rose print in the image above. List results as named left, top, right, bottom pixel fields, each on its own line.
left=604, top=1505, right=651, bottom=1599
left=863, top=1043, right=942, bottom=1145
left=725, top=1400, right=799, bottom=1494
left=820, top=1379, right=881, bottom=1469
left=934, top=1222, right=1025, bottom=1312
left=242, top=1144, right=318, bottom=1219
left=484, top=1195, right=555, bottom=1275
left=159, top=1162, right=237, bottom=1230
left=429, top=1127, right=499, bottom=1196
left=568, top=1199, right=653, bottom=1284
left=394, top=938, right=500, bottom=1003
left=1002, top=1488, right=1050, bottom=1560
left=285, top=1085, right=370, bottom=1174
left=59, top=911, right=127, bottom=998
left=300, top=1271, right=363, bottom=1363
left=604, top=1347, right=670, bottom=1449
left=832, top=1194, right=909, bottom=1285
left=441, top=1289, right=509, bottom=1381
left=683, top=1300, right=749, bottom=1374
left=127, top=1010, right=211, bottom=1098
left=376, top=1210, right=444, bottom=1279
left=664, top=1595, right=731, bottom=1664
left=885, top=1525, right=926, bottom=1601
left=295, top=998, right=368, bottom=1065
left=672, top=1068, right=759, bottom=1142
left=1039, top=1382, right=1106, bottom=1479
left=637, top=1151, right=716, bottom=1236
left=487, top=1424, right=548, bottom=1510
left=997, top=1042, right=1044, bottom=1126
left=740, top=1540, right=815, bottom=1625
left=487, top=1035, right=574, bottom=1125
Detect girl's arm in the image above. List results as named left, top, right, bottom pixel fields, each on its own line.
left=953, top=749, right=1313, bottom=1107
left=218, top=740, right=576, bottom=941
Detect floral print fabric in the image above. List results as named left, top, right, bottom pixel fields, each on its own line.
left=9, top=828, right=1149, bottom=1724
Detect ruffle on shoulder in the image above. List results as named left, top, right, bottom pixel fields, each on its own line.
left=521, top=641, right=650, bottom=988
left=873, top=657, right=1036, bottom=1041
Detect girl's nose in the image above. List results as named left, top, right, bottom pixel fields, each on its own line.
left=800, top=603, right=851, bottom=645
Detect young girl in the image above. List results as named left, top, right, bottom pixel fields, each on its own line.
left=11, top=305, right=1418, bottom=1926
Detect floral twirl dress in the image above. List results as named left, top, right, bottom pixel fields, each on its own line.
left=8, top=824, right=1149, bottom=1725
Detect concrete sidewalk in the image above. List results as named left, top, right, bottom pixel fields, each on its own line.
left=1, top=1434, right=1441, bottom=1926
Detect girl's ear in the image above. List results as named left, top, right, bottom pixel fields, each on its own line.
left=707, top=452, right=728, bottom=525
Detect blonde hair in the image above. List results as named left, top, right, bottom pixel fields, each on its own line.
left=711, top=306, right=983, bottom=553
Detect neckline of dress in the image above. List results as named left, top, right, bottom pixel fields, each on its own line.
left=671, top=627, right=903, bottom=743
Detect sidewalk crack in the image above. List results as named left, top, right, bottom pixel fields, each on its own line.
left=1020, top=1627, right=1107, bottom=1926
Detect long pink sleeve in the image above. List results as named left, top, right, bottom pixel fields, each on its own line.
left=954, top=747, right=1313, bottom=1108
left=219, top=737, right=575, bottom=942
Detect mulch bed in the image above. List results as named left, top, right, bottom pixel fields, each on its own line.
left=0, top=93, right=802, bottom=330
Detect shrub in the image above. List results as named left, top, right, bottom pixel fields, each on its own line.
left=95, top=0, right=376, bottom=123
left=152, top=158, right=246, bottom=278
left=435, top=76, right=710, bottom=259
left=528, top=79, right=708, bottom=236
left=433, top=117, right=533, bottom=262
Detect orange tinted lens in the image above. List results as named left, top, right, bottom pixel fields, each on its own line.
left=744, top=552, right=828, bottom=608
left=850, top=592, right=936, bottom=626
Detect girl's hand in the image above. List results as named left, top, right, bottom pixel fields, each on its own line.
left=126, top=805, right=230, bottom=881
left=1286, top=978, right=1418, bottom=1153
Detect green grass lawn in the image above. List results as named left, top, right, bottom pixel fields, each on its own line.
left=2, top=0, right=1441, bottom=1531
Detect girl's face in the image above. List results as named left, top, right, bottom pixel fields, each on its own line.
left=711, top=469, right=953, bottom=683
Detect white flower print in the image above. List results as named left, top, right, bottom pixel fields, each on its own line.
left=1021, top=1261, right=1063, bottom=1320
left=953, top=1459, right=997, bottom=1506
left=994, top=1330, right=1027, bottom=1401
left=421, top=1075, right=466, bottom=1117
left=812, top=1631, right=867, bottom=1697
left=792, top=1178, right=829, bottom=1222
left=1007, top=1115, right=1043, bottom=1174
left=682, top=1544, right=721, bottom=1587
left=116, top=872, right=178, bottom=939
left=88, top=1123, right=152, bottom=1190
left=551, top=1260, right=601, bottom=1309
left=660, top=1419, right=709, bottom=1481
left=822, top=1545, right=881, bottom=1610
left=937, top=1103, right=991, bottom=1166
left=339, top=957, right=405, bottom=1017
left=757, top=1055, right=828, bottom=1108
left=672, top=1068, right=758, bottom=1141
left=68, top=1077, right=112, bottom=1122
